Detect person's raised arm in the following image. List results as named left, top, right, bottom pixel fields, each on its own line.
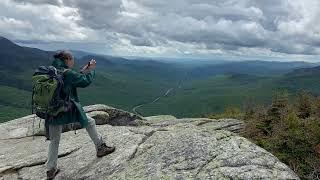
left=71, top=59, right=96, bottom=88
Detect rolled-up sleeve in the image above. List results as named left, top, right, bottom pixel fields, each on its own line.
left=70, top=70, right=95, bottom=88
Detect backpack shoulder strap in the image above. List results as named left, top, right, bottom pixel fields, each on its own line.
left=62, top=69, right=70, bottom=74
left=57, top=68, right=70, bottom=75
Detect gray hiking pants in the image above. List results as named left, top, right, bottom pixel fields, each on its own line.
left=46, top=116, right=104, bottom=170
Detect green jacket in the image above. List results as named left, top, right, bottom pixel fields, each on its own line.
left=50, top=58, right=95, bottom=128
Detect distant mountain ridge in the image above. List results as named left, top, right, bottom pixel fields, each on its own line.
left=189, top=60, right=316, bottom=79
left=1, top=36, right=320, bottom=122
left=0, top=37, right=186, bottom=122
left=286, top=65, right=320, bottom=76
left=1, top=36, right=317, bottom=77
left=0, top=37, right=53, bottom=70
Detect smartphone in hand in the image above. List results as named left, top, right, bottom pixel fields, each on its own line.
left=80, top=62, right=90, bottom=73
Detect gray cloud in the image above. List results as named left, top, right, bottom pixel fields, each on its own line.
left=1, top=0, right=320, bottom=58
left=12, top=0, right=61, bottom=5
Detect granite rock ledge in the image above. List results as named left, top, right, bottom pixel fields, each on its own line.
left=0, top=104, right=299, bottom=180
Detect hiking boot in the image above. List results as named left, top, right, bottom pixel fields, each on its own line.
left=46, top=168, right=60, bottom=180
left=97, top=143, right=115, bottom=157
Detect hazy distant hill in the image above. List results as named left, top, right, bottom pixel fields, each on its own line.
left=0, top=37, right=185, bottom=122
left=286, top=65, right=320, bottom=77
left=0, top=37, right=54, bottom=91
left=188, top=60, right=315, bottom=79
left=0, top=37, right=53, bottom=70
left=0, top=36, right=319, bottom=122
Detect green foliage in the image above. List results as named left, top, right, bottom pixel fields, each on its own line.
left=203, top=106, right=244, bottom=119
left=271, top=111, right=313, bottom=175
left=263, top=90, right=289, bottom=136
left=296, top=91, right=312, bottom=119
left=138, top=67, right=320, bottom=118
left=222, top=91, right=320, bottom=179
left=139, top=74, right=275, bottom=117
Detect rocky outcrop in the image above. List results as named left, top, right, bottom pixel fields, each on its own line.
left=0, top=105, right=299, bottom=179
left=0, top=104, right=143, bottom=140
left=84, top=104, right=143, bottom=126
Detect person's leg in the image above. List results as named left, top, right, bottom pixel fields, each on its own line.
left=86, top=116, right=104, bottom=150
left=86, top=116, right=115, bottom=157
left=46, top=124, right=63, bottom=170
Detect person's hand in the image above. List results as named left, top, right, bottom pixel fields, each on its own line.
left=81, top=59, right=96, bottom=73
left=87, top=59, right=96, bottom=70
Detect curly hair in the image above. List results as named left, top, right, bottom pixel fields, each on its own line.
left=53, top=50, right=73, bottom=61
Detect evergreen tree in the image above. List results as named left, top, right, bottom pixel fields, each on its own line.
left=296, top=91, right=312, bottom=119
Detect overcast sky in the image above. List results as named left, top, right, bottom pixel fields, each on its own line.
left=1, top=0, right=320, bottom=61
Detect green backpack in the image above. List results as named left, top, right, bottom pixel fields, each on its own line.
left=32, top=66, right=72, bottom=120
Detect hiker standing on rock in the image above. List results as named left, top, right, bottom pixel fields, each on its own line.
left=45, top=51, right=115, bottom=179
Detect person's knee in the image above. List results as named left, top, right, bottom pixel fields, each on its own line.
left=87, top=116, right=96, bottom=126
